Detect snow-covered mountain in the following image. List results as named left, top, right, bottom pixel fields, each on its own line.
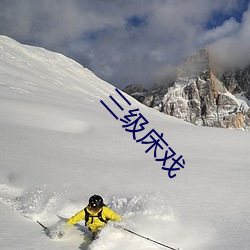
left=0, top=36, right=250, bottom=250
left=124, top=49, right=250, bottom=130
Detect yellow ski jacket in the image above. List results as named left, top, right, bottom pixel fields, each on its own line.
left=67, top=206, right=121, bottom=233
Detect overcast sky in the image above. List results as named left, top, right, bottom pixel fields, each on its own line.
left=0, top=0, right=249, bottom=88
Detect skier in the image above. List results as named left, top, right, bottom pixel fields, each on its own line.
left=66, top=194, right=121, bottom=239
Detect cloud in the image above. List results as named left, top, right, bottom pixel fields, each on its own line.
left=200, top=18, right=240, bottom=45
left=208, top=3, right=250, bottom=68
left=0, top=0, right=249, bottom=88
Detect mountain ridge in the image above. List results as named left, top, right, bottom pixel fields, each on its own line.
left=123, top=49, right=250, bottom=130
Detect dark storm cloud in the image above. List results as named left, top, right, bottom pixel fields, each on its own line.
left=0, top=0, right=249, bottom=88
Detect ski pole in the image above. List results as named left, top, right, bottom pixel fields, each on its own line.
left=37, top=220, right=48, bottom=231
left=122, top=227, right=180, bottom=250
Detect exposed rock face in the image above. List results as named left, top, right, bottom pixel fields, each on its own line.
left=217, top=66, right=250, bottom=100
left=122, top=84, right=147, bottom=103
left=123, top=49, right=250, bottom=130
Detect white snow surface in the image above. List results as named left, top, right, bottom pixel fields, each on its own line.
left=0, top=35, right=250, bottom=250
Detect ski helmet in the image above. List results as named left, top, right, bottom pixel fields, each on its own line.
left=89, top=195, right=104, bottom=210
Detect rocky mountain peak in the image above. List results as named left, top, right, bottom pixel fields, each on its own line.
left=123, top=49, right=250, bottom=130
left=177, top=48, right=210, bottom=78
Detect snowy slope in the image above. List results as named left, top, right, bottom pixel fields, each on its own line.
left=0, top=36, right=250, bottom=250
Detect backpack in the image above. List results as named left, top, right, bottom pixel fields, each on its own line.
left=84, top=206, right=109, bottom=226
